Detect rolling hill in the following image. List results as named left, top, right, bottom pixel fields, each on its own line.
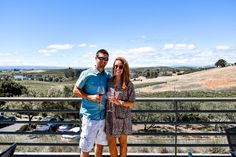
left=134, top=66, right=236, bottom=93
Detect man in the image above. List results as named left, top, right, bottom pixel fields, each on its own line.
left=73, top=49, right=110, bottom=157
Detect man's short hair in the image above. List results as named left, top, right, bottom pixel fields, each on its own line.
left=96, top=49, right=109, bottom=57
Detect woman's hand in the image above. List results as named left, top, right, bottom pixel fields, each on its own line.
left=108, top=97, right=120, bottom=105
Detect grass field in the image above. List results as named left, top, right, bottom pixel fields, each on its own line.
left=17, top=80, right=75, bottom=94
left=135, top=66, right=236, bottom=93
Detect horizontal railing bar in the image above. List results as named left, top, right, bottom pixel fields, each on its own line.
left=132, top=132, right=227, bottom=136
left=0, top=131, right=227, bottom=136
left=1, top=97, right=236, bottom=101
left=133, top=121, right=236, bottom=124
left=128, top=144, right=233, bottom=147
left=0, top=97, right=82, bottom=101
left=0, top=131, right=80, bottom=135
left=2, top=109, right=80, bottom=113
left=132, top=110, right=236, bottom=113
left=2, top=109, right=236, bottom=113
left=1, top=121, right=235, bottom=125
left=127, top=144, right=230, bottom=147
left=11, top=153, right=233, bottom=157
left=0, top=142, right=79, bottom=146
left=0, top=121, right=80, bottom=124
left=0, top=142, right=231, bottom=147
left=136, top=97, right=236, bottom=102
left=0, top=131, right=230, bottom=136
left=176, top=110, right=236, bottom=113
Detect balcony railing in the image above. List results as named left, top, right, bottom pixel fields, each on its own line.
left=1, top=97, right=236, bottom=157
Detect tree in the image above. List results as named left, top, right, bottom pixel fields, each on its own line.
left=142, top=69, right=151, bottom=78
left=215, top=59, right=227, bottom=67
left=0, top=77, right=28, bottom=97
left=0, top=77, right=28, bottom=108
left=75, top=69, right=83, bottom=78
left=64, top=69, right=75, bottom=78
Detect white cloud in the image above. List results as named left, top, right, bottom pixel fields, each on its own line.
left=38, top=49, right=58, bottom=53
left=0, top=52, right=12, bottom=56
left=77, top=43, right=96, bottom=48
left=9, top=43, right=233, bottom=67
left=89, top=44, right=97, bottom=48
left=109, top=46, right=155, bottom=60
left=163, top=43, right=196, bottom=50
left=104, top=47, right=157, bottom=68
left=72, top=51, right=95, bottom=67
left=38, top=49, right=58, bottom=56
left=128, top=46, right=155, bottom=54
left=0, top=58, right=39, bottom=66
left=47, top=44, right=74, bottom=50
left=215, top=45, right=231, bottom=50
left=194, top=50, right=214, bottom=57
left=163, top=44, right=174, bottom=49
left=78, top=43, right=87, bottom=47
left=38, top=43, right=75, bottom=56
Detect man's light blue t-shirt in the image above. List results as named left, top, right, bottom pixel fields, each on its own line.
left=75, top=67, right=111, bottom=120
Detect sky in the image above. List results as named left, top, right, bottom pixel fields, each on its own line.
left=0, top=0, right=235, bottom=68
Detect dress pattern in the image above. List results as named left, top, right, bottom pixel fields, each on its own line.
left=105, top=81, right=136, bottom=138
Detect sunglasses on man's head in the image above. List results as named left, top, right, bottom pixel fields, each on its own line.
left=97, top=56, right=109, bottom=61
left=114, top=65, right=123, bottom=70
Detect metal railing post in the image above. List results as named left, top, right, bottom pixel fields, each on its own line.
left=174, top=100, right=178, bottom=157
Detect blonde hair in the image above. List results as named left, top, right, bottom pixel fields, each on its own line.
left=112, top=57, right=130, bottom=90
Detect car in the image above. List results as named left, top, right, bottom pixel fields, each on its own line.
left=6, top=116, right=16, bottom=121
left=57, top=124, right=75, bottom=132
left=35, top=117, right=62, bottom=132
left=61, top=127, right=80, bottom=140
left=0, top=115, right=16, bottom=128
left=0, top=115, right=9, bottom=121
left=0, top=115, right=16, bottom=121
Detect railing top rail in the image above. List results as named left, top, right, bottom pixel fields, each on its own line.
left=136, top=97, right=236, bottom=101
left=0, top=97, right=236, bottom=101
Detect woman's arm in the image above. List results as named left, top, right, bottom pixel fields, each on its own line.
left=118, top=100, right=135, bottom=107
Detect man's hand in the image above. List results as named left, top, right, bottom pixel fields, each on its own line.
left=73, top=86, right=102, bottom=104
left=88, top=95, right=102, bottom=104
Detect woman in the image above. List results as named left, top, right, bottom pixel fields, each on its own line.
left=105, top=57, right=136, bottom=157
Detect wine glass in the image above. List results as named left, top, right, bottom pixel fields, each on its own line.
left=97, top=86, right=105, bottom=106
left=107, top=88, right=115, bottom=112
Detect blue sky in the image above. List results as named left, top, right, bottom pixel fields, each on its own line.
left=0, top=0, right=235, bottom=68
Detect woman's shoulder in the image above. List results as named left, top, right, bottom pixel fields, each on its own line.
left=127, top=80, right=134, bottom=88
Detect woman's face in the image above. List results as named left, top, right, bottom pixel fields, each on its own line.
left=114, top=60, right=124, bottom=77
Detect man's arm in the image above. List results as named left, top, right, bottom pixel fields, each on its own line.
left=73, top=86, right=101, bottom=103
left=73, top=85, right=87, bottom=98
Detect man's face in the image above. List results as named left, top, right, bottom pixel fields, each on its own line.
left=95, top=52, right=109, bottom=70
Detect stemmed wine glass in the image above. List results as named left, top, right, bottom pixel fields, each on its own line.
left=107, top=88, right=115, bottom=112
left=97, top=86, right=105, bottom=108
